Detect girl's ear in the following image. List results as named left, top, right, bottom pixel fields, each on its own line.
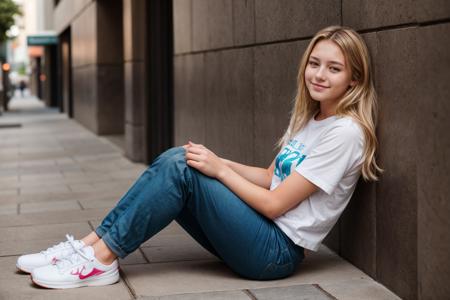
left=350, top=80, right=357, bottom=87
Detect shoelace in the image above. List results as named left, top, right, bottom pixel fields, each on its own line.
left=40, top=234, right=76, bottom=256
left=56, top=237, right=93, bottom=272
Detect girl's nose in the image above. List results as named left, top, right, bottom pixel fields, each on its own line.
left=315, top=67, right=326, bottom=81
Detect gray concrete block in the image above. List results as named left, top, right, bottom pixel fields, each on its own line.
left=19, top=185, right=71, bottom=195
left=1, top=238, right=76, bottom=257
left=20, top=199, right=81, bottom=214
left=121, top=246, right=373, bottom=297
left=416, top=0, right=450, bottom=22
left=73, top=65, right=99, bottom=133
left=97, top=0, right=123, bottom=64
left=0, top=188, right=18, bottom=196
left=321, top=279, right=401, bottom=300
left=71, top=2, right=97, bottom=68
left=192, top=0, right=209, bottom=51
left=20, top=172, right=64, bottom=182
left=174, top=54, right=206, bottom=146
left=254, top=40, right=308, bottom=166
left=124, top=61, right=146, bottom=125
left=0, top=222, right=91, bottom=242
left=174, top=0, right=192, bottom=54
left=79, top=196, right=119, bottom=209
left=141, top=243, right=216, bottom=263
left=120, top=249, right=148, bottom=265
left=249, top=284, right=332, bottom=300
left=0, top=203, right=17, bottom=215
left=208, top=0, right=233, bottom=49
left=139, top=290, right=250, bottom=299
left=416, top=23, right=450, bottom=300
left=322, top=219, right=340, bottom=254
left=97, top=65, right=124, bottom=135
left=343, top=0, right=416, bottom=30
left=232, top=0, right=255, bottom=46
left=375, top=27, right=418, bottom=300
left=0, top=207, right=110, bottom=228
left=123, top=0, right=147, bottom=61
left=192, top=0, right=233, bottom=51
left=333, top=32, right=377, bottom=279
left=339, top=179, right=376, bottom=278
left=204, top=48, right=254, bottom=165
left=255, top=0, right=340, bottom=43
left=124, top=125, right=142, bottom=163
left=53, top=0, right=91, bottom=33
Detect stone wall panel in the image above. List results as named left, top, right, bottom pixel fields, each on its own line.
left=204, top=49, right=254, bottom=165
left=375, top=28, right=418, bottom=300
left=255, top=0, right=340, bottom=43
left=416, top=23, right=450, bottom=300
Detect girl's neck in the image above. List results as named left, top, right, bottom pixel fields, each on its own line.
left=315, top=103, right=337, bottom=121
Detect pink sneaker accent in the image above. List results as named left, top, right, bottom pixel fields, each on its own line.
left=70, top=266, right=105, bottom=280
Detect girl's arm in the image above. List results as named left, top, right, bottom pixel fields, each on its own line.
left=221, top=158, right=274, bottom=189
left=185, top=142, right=317, bottom=220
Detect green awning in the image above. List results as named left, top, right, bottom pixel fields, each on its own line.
left=27, top=35, right=58, bottom=46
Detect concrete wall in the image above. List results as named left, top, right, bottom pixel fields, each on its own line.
left=123, top=0, right=147, bottom=161
left=173, top=1, right=450, bottom=299
left=55, top=0, right=124, bottom=135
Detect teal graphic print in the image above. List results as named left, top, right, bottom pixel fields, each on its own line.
left=274, top=139, right=306, bottom=181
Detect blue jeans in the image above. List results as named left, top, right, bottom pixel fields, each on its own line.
left=95, top=147, right=304, bottom=280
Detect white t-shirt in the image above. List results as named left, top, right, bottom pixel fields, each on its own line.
left=271, top=115, right=364, bottom=251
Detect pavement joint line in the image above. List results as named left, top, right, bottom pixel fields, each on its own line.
left=77, top=199, right=85, bottom=210
left=138, top=247, right=150, bottom=264
left=313, top=283, right=338, bottom=300
left=119, top=267, right=138, bottom=299
left=87, top=220, right=96, bottom=231
left=243, top=289, right=257, bottom=299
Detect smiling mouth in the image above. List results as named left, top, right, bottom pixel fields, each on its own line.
left=311, top=82, right=329, bottom=89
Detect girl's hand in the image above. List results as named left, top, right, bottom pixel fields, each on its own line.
left=184, top=141, right=228, bottom=178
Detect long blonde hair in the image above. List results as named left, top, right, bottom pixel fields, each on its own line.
left=279, top=26, right=382, bottom=181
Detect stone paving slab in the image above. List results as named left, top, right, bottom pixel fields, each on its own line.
left=248, top=284, right=333, bottom=299
left=0, top=222, right=91, bottom=243
left=0, top=208, right=110, bottom=228
left=0, top=203, right=18, bottom=215
left=20, top=199, right=82, bottom=214
left=120, top=247, right=400, bottom=299
left=120, top=249, right=148, bottom=265
left=138, top=290, right=251, bottom=300
left=140, top=240, right=217, bottom=263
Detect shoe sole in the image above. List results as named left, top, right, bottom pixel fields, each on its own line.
left=31, top=269, right=120, bottom=289
left=16, top=263, right=32, bottom=274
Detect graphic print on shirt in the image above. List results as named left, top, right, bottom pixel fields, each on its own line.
left=274, top=139, right=307, bottom=181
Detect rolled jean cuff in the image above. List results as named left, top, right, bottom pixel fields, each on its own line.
left=94, top=226, right=107, bottom=239
left=100, top=232, right=128, bottom=258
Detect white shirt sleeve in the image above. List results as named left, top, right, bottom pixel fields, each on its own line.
left=295, top=124, right=364, bottom=195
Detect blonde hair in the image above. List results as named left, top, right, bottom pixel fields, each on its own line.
left=279, top=26, right=382, bottom=181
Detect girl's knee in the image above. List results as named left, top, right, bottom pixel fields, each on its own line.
left=149, top=147, right=185, bottom=166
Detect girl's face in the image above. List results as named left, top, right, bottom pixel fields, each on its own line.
left=305, top=39, right=354, bottom=105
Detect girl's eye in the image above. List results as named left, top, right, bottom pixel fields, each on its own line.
left=308, top=61, right=319, bottom=67
left=330, top=67, right=341, bottom=72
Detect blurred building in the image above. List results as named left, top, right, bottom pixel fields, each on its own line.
left=51, top=1, right=449, bottom=300
left=53, top=0, right=171, bottom=163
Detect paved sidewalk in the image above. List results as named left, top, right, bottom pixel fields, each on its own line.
left=0, top=96, right=400, bottom=299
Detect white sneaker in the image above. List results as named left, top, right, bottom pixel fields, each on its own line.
left=31, top=245, right=119, bottom=289
left=16, top=234, right=84, bottom=273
